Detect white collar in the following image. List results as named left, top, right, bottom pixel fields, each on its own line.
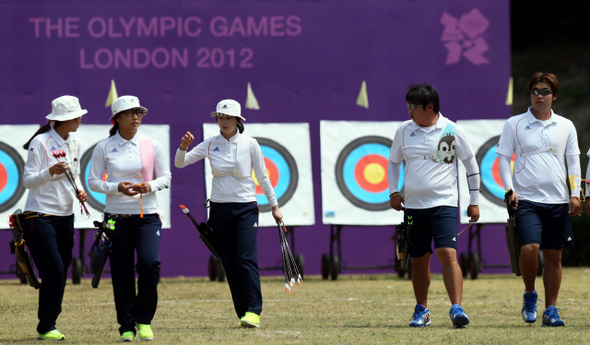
left=526, top=107, right=557, bottom=125
left=49, top=127, right=67, bottom=146
left=115, top=130, right=140, bottom=145
left=219, top=131, right=240, bottom=142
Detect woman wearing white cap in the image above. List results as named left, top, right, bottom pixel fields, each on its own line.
left=21, top=95, right=88, bottom=341
left=88, top=95, right=171, bottom=342
left=175, top=99, right=283, bottom=328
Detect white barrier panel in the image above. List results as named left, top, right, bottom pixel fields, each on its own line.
left=457, top=119, right=509, bottom=224
left=320, top=120, right=402, bottom=225
left=203, top=123, right=315, bottom=227
left=72, top=125, right=171, bottom=229
left=0, top=125, right=40, bottom=228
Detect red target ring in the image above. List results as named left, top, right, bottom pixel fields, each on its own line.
left=255, top=157, right=279, bottom=194
left=354, top=154, right=389, bottom=193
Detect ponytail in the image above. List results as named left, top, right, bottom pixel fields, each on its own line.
left=237, top=121, right=244, bottom=133
left=109, top=122, right=119, bottom=137
left=23, top=121, right=63, bottom=150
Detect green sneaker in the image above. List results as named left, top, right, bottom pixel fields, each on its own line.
left=240, top=312, right=260, bottom=328
left=119, top=331, right=135, bottom=342
left=137, top=324, right=153, bottom=341
left=37, top=330, right=66, bottom=340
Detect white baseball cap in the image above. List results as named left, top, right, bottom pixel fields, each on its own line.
left=46, top=95, right=88, bottom=121
left=110, top=95, right=148, bottom=122
left=210, top=99, right=246, bottom=121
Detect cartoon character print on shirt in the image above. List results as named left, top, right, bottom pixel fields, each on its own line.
left=430, top=124, right=457, bottom=164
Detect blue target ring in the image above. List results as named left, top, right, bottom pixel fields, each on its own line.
left=0, top=151, right=19, bottom=204
left=0, top=142, right=26, bottom=213
left=83, top=161, right=106, bottom=206
left=476, top=135, right=513, bottom=207
left=480, top=145, right=505, bottom=200
left=335, top=136, right=404, bottom=211
left=80, top=144, right=106, bottom=212
left=254, top=138, right=298, bottom=212
left=342, top=143, right=405, bottom=203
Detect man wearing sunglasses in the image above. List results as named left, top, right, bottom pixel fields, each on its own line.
left=388, top=83, right=480, bottom=329
left=496, top=72, right=581, bottom=327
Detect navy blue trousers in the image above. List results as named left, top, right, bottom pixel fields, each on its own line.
left=22, top=213, right=74, bottom=334
left=105, top=213, right=161, bottom=335
left=209, top=202, right=262, bottom=318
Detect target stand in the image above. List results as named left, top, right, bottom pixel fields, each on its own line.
left=459, top=223, right=544, bottom=279
left=320, top=224, right=408, bottom=281
left=319, top=131, right=407, bottom=280
left=457, top=130, right=544, bottom=279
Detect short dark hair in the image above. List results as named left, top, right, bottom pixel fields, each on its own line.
left=405, top=83, right=440, bottom=113
left=528, top=72, right=559, bottom=97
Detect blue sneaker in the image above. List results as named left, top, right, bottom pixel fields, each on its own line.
left=542, top=306, right=565, bottom=327
left=449, top=304, right=469, bottom=328
left=409, top=304, right=431, bottom=327
left=522, top=291, right=538, bottom=323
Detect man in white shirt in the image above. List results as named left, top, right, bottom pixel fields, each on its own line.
left=388, top=84, right=480, bottom=329
left=497, top=72, right=581, bottom=327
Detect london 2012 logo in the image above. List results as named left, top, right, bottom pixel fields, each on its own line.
left=440, top=8, right=490, bottom=65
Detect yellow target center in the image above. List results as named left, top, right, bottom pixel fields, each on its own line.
left=363, top=163, right=385, bottom=185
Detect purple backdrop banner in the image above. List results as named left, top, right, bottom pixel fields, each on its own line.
left=0, top=0, right=511, bottom=278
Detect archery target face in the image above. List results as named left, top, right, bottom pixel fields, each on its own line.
left=320, top=121, right=403, bottom=225
left=477, top=135, right=516, bottom=207
left=253, top=137, right=298, bottom=212
left=335, top=136, right=404, bottom=211
left=0, top=141, right=26, bottom=213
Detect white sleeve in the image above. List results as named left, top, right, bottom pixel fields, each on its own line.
left=175, top=139, right=209, bottom=168
left=564, top=120, right=581, bottom=156
left=23, top=140, right=53, bottom=189
left=389, top=126, right=404, bottom=164
left=388, top=160, right=401, bottom=195
left=148, top=140, right=172, bottom=193
left=498, top=154, right=513, bottom=193
left=88, top=143, right=119, bottom=195
left=495, top=121, right=516, bottom=157
left=455, top=125, right=476, bottom=161
left=461, top=155, right=480, bottom=205
left=251, top=140, right=278, bottom=207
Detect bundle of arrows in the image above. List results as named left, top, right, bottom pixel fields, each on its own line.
left=51, top=150, right=90, bottom=218
left=277, top=221, right=302, bottom=295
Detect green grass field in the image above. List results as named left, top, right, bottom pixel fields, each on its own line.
left=1, top=268, right=589, bottom=344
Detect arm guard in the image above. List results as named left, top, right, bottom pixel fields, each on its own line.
left=462, top=156, right=480, bottom=205
left=566, top=154, right=582, bottom=198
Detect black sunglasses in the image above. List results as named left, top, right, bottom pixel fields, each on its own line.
left=531, top=88, right=552, bottom=96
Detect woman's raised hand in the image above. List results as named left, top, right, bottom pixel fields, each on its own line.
left=180, top=131, right=194, bottom=150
